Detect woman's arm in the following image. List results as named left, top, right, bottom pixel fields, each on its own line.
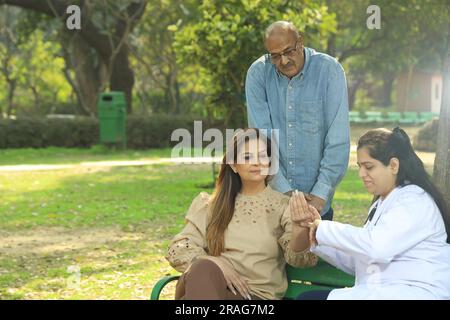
left=278, top=195, right=318, bottom=268
left=311, top=196, right=433, bottom=264
left=165, top=193, right=210, bottom=272
left=289, top=190, right=322, bottom=252
left=166, top=221, right=208, bottom=273
left=290, top=191, right=355, bottom=274
left=311, top=244, right=356, bottom=276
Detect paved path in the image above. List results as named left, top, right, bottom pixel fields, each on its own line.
left=0, top=146, right=435, bottom=172
left=0, top=157, right=223, bottom=172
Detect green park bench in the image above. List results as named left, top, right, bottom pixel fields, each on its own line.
left=349, top=110, right=438, bottom=125
left=150, top=259, right=355, bottom=300
left=363, top=111, right=383, bottom=123
left=349, top=111, right=373, bottom=124
left=399, top=112, right=419, bottom=125
left=418, top=112, right=439, bottom=123
left=349, top=111, right=363, bottom=123
left=350, top=111, right=386, bottom=124
left=384, top=111, right=402, bottom=123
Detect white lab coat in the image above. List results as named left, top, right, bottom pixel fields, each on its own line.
left=311, top=184, right=450, bottom=300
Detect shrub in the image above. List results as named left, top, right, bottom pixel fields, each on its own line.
left=414, top=119, right=439, bottom=152
left=0, top=115, right=223, bottom=149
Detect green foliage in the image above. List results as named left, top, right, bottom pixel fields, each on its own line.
left=126, top=114, right=200, bottom=149
left=0, top=7, right=73, bottom=117
left=0, top=115, right=220, bottom=149
left=130, top=0, right=201, bottom=115
left=336, top=0, right=449, bottom=77
left=1, top=1, right=448, bottom=121
left=173, top=0, right=336, bottom=127
left=0, top=117, right=98, bottom=149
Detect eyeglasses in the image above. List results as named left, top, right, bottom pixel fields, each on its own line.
left=269, top=41, right=299, bottom=63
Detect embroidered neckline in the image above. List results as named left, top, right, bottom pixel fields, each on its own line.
left=236, top=185, right=271, bottom=199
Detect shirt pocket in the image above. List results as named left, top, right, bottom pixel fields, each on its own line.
left=298, top=100, right=322, bottom=134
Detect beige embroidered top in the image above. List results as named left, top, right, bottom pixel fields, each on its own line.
left=166, top=185, right=318, bottom=299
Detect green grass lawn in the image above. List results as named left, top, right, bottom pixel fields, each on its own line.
left=0, top=150, right=372, bottom=300
left=0, top=146, right=174, bottom=166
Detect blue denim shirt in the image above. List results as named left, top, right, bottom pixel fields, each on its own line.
left=245, top=47, right=350, bottom=215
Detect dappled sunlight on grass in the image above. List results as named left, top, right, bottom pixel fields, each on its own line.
left=0, top=164, right=214, bottom=230
left=0, top=157, right=371, bottom=299
left=0, top=147, right=175, bottom=166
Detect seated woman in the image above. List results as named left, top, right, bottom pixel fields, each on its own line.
left=294, top=127, right=450, bottom=300
left=165, top=128, right=318, bottom=300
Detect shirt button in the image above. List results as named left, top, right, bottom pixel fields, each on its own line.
left=289, top=143, right=292, bottom=146
left=288, top=105, right=292, bottom=110
left=289, top=85, right=292, bottom=90
left=289, top=161, right=293, bottom=165
left=289, top=179, right=293, bottom=183
left=288, top=124, right=292, bottom=128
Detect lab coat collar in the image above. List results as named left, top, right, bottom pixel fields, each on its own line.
left=368, top=186, right=404, bottom=225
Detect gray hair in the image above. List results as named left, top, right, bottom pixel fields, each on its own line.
left=264, top=21, right=302, bottom=42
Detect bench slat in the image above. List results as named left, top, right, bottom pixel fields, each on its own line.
left=286, top=260, right=355, bottom=288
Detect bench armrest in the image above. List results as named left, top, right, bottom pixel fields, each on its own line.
left=150, top=275, right=180, bottom=300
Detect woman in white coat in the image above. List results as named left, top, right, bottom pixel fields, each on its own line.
left=292, top=127, right=450, bottom=300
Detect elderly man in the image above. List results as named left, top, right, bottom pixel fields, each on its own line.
left=245, top=21, right=350, bottom=220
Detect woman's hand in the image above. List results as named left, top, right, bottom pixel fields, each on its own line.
left=291, top=190, right=322, bottom=246
left=308, top=219, right=321, bottom=246
left=201, top=256, right=252, bottom=300
left=304, top=203, right=321, bottom=246
left=290, top=190, right=314, bottom=226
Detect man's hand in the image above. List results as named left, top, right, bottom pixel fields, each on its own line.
left=284, top=190, right=294, bottom=196
left=307, top=194, right=326, bottom=213
left=291, top=191, right=322, bottom=246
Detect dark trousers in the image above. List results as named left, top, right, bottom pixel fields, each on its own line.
left=175, top=258, right=262, bottom=300
left=296, top=290, right=332, bottom=300
left=321, top=207, right=334, bottom=221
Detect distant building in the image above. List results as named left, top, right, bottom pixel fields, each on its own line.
left=396, top=69, right=442, bottom=113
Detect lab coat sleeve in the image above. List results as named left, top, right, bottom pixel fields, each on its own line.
left=310, top=244, right=355, bottom=275
left=315, top=200, right=431, bottom=264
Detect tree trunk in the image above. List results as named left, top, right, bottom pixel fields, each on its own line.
left=348, top=76, right=364, bottom=110
left=6, top=78, right=16, bottom=118
left=175, top=79, right=181, bottom=114
left=30, top=85, right=40, bottom=114
left=109, top=44, right=134, bottom=114
left=382, top=73, right=395, bottom=107
left=327, top=34, right=336, bottom=58
left=64, top=34, right=107, bottom=116
left=433, top=22, right=450, bottom=209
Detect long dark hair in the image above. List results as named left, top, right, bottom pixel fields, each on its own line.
left=357, top=127, right=450, bottom=243
left=206, top=128, right=272, bottom=256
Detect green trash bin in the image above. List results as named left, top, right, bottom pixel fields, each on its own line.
left=98, top=91, right=127, bottom=148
